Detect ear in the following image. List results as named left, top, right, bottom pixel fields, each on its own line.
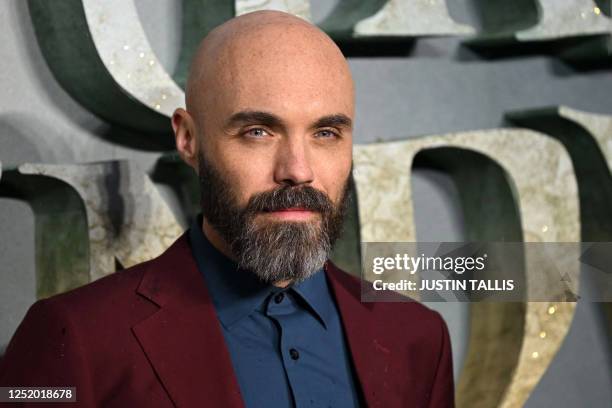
left=172, top=108, right=198, bottom=170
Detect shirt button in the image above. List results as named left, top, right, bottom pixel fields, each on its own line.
left=289, top=348, right=300, bottom=360
left=274, top=292, right=285, bottom=304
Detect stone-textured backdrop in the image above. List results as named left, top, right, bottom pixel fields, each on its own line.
left=0, top=1, right=610, bottom=406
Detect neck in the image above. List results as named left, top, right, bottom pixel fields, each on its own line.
left=200, top=217, right=292, bottom=288
left=201, top=218, right=234, bottom=260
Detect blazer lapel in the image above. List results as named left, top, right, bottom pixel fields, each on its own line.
left=132, top=234, right=244, bottom=408
left=325, top=261, right=399, bottom=408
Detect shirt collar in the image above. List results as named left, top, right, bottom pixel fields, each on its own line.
left=188, top=215, right=334, bottom=330
left=291, top=266, right=333, bottom=330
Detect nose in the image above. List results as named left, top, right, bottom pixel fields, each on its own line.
left=273, top=136, right=314, bottom=186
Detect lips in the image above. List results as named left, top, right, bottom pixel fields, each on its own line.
left=264, top=207, right=313, bottom=212
left=262, top=207, right=318, bottom=221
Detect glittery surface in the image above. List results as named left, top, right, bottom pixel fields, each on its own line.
left=353, top=128, right=580, bottom=408
left=236, top=0, right=311, bottom=20
left=17, top=161, right=183, bottom=281
left=354, top=0, right=475, bottom=36
left=518, top=0, right=612, bottom=40
left=83, top=0, right=185, bottom=115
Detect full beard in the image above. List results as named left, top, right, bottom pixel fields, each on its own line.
left=198, top=151, right=351, bottom=284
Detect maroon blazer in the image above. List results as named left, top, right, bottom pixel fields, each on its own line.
left=0, top=233, right=454, bottom=407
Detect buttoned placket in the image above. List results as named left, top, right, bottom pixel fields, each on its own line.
left=265, top=289, right=304, bottom=403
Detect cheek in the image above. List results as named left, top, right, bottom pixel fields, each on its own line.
left=316, top=153, right=352, bottom=202
left=217, top=149, right=275, bottom=204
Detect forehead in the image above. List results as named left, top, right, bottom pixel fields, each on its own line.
left=201, top=31, right=354, bottom=123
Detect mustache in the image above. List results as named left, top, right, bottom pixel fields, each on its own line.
left=245, top=185, right=335, bottom=214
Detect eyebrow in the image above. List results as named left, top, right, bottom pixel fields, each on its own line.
left=224, top=110, right=353, bottom=132
left=225, top=110, right=285, bottom=130
left=310, top=114, right=353, bottom=131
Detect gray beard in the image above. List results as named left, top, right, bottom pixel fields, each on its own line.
left=232, top=218, right=331, bottom=284
left=197, top=150, right=349, bottom=285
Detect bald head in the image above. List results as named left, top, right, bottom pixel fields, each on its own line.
left=172, top=11, right=355, bottom=283
left=185, top=10, right=354, bottom=122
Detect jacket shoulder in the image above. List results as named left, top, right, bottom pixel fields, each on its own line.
left=47, top=258, right=153, bottom=311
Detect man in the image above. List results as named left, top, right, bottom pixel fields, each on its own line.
left=0, top=10, right=453, bottom=408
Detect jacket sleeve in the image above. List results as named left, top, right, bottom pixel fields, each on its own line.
left=427, top=312, right=455, bottom=408
left=0, top=298, right=96, bottom=407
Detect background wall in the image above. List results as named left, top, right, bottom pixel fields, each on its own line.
left=0, top=0, right=610, bottom=406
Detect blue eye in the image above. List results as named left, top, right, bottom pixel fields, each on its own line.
left=245, top=128, right=269, bottom=138
left=316, top=129, right=339, bottom=138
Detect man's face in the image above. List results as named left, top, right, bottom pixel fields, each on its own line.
left=197, top=42, right=354, bottom=217
left=194, top=27, right=354, bottom=281
left=174, top=19, right=356, bottom=283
